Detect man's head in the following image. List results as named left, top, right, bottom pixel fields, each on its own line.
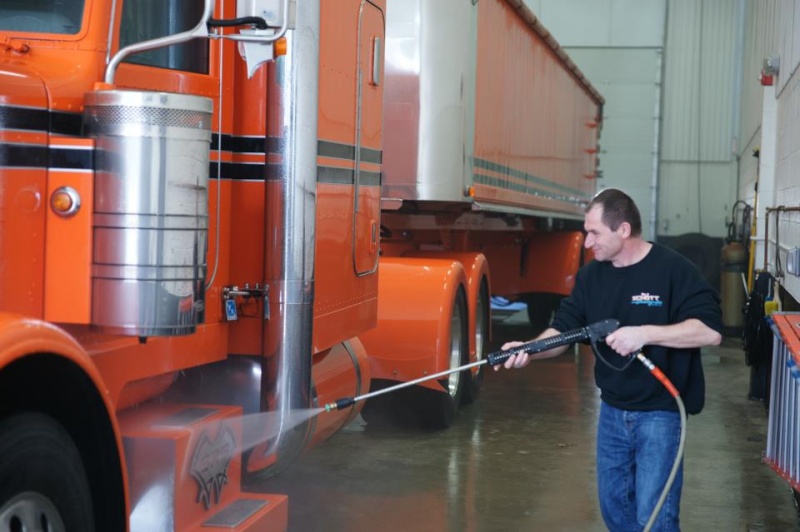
left=583, top=189, right=643, bottom=264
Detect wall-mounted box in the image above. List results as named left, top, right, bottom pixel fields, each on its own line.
left=787, top=247, right=800, bottom=276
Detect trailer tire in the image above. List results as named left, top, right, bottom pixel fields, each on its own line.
left=0, top=412, right=94, bottom=532
left=417, top=288, right=468, bottom=429
left=462, top=279, right=489, bottom=404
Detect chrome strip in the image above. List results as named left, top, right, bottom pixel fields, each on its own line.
left=261, top=0, right=319, bottom=470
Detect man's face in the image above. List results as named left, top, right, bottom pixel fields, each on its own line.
left=583, top=205, right=625, bottom=263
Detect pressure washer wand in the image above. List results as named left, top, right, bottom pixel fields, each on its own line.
left=323, top=318, right=620, bottom=412
left=323, top=358, right=487, bottom=412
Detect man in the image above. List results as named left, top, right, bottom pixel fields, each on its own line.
left=497, top=188, right=722, bottom=531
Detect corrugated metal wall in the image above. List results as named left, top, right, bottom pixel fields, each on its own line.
left=662, top=0, right=738, bottom=162
left=659, top=0, right=740, bottom=237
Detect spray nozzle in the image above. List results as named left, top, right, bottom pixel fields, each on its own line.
left=324, top=397, right=356, bottom=412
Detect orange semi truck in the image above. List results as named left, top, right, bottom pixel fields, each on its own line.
left=0, top=0, right=602, bottom=530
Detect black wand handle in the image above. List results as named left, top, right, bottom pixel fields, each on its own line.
left=486, top=319, right=620, bottom=366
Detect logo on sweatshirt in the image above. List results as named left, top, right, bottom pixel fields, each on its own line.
left=631, top=292, right=663, bottom=307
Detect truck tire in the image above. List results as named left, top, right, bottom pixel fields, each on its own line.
left=462, top=279, right=489, bottom=405
left=0, top=412, right=94, bottom=532
left=417, top=288, right=468, bottom=429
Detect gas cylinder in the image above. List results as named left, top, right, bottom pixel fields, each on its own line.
left=720, top=242, right=747, bottom=336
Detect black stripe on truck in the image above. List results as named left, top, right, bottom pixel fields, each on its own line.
left=0, top=105, right=82, bottom=136
left=0, top=143, right=93, bottom=170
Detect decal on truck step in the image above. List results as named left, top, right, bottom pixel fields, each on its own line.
left=190, top=426, right=236, bottom=509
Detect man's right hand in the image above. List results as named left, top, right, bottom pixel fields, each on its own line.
left=494, top=341, right=532, bottom=371
left=494, top=327, right=567, bottom=371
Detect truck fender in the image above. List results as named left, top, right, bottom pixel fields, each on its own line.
left=359, top=257, right=468, bottom=392
left=0, top=312, right=128, bottom=527
left=400, top=251, right=490, bottom=363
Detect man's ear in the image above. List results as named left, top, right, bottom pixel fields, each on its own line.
left=619, top=222, right=632, bottom=238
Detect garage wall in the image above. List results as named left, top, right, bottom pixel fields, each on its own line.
left=659, top=0, right=741, bottom=239
left=528, top=0, right=665, bottom=240
left=738, top=2, right=778, bottom=206
left=525, top=0, right=800, bottom=299
left=528, top=0, right=744, bottom=241
left=738, top=1, right=800, bottom=303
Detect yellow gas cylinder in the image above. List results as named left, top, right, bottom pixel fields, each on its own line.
left=720, top=242, right=747, bottom=336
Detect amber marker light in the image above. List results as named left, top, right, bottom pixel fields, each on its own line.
left=51, top=187, right=81, bottom=217
left=275, top=37, right=288, bottom=57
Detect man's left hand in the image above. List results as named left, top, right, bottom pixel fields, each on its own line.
left=604, top=326, right=647, bottom=357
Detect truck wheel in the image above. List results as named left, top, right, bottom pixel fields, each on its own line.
left=417, top=288, right=468, bottom=429
left=462, top=279, right=489, bottom=404
left=0, top=413, right=94, bottom=532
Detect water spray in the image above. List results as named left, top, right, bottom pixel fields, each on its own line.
left=323, top=319, right=621, bottom=412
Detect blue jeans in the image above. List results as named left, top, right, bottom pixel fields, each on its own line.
left=597, top=402, right=683, bottom=532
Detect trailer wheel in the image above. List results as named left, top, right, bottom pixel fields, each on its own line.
left=0, top=413, right=94, bottom=532
left=417, top=288, right=468, bottom=429
left=462, top=279, right=489, bottom=404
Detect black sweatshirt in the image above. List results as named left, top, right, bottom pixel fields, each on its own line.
left=551, top=242, right=723, bottom=415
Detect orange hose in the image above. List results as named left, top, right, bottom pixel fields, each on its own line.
left=649, top=366, right=679, bottom=398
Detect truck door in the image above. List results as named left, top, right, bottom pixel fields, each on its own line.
left=352, top=1, right=384, bottom=276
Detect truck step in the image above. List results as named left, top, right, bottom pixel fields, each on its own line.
left=191, top=495, right=288, bottom=531
left=119, top=403, right=288, bottom=531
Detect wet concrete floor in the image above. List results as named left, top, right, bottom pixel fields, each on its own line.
left=256, top=311, right=800, bottom=531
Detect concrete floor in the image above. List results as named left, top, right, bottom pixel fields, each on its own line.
left=257, top=311, right=800, bottom=531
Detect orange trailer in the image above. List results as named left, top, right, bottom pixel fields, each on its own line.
left=0, top=0, right=601, bottom=529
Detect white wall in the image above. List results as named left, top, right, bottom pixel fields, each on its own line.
left=742, top=1, right=800, bottom=303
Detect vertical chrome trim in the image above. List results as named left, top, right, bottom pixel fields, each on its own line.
left=352, top=0, right=381, bottom=277
left=372, top=37, right=382, bottom=87
left=351, top=1, right=366, bottom=276
left=105, top=0, right=119, bottom=66
left=262, top=0, right=319, bottom=469
left=206, top=3, right=226, bottom=290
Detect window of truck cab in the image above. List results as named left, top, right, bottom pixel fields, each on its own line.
left=119, top=0, right=209, bottom=75
left=0, top=0, right=86, bottom=36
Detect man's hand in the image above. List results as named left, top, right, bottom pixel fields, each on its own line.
left=493, top=341, right=531, bottom=371
left=604, top=326, right=647, bottom=356
left=493, top=328, right=566, bottom=370
left=604, top=319, right=723, bottom=356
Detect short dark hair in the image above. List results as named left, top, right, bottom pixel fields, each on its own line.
left=586, top=188, right=642, bottom=237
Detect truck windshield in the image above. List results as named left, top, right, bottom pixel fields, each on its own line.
left=0, top=0, right=85, bottom=35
